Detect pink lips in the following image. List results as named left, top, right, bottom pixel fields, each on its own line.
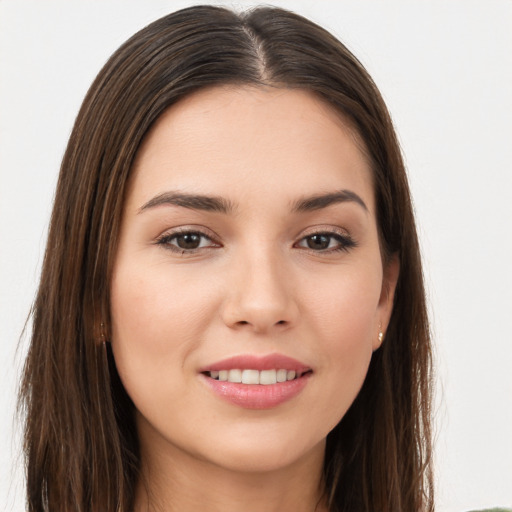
left=200, top=353, right=310, bottom=373
left=199, top=353, right=312, bottom=409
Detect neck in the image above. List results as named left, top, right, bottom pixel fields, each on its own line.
left=133, top=430, right=328, bottom=512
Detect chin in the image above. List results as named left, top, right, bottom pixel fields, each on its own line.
left=193, top=431, right=326, bottom=474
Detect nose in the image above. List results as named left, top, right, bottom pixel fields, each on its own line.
left=220, top=248, right=299, bottom=334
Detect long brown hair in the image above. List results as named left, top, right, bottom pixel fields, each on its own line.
left=19, top=5, right=434, bottom=512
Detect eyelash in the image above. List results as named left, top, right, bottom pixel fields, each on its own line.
left=155, top=228, right=357, bottom=254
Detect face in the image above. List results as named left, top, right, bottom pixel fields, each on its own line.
left=110, top=86, right=398, bottom=475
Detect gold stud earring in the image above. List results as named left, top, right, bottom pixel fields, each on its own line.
left=100, top=322, right=107, bottom=344
left=378, top=322, right=384, bottom=344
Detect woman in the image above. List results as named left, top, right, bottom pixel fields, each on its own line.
left=19, top=5, right=433, bottom=512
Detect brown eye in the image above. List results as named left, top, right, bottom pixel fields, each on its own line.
left=175, top=233, right=202, bottom=249
left=306, top=234, right=331, bottom=250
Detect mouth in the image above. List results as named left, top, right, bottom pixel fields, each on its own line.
left=203, top=368, right=312, bottom=384
left=199, top=353, right=313, bottom=409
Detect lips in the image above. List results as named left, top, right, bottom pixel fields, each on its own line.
left=200, top=353, right=310, bottom=373
left=199, top=353, right=312, bottom=409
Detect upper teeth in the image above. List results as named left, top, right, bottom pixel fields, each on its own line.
left=209, top=369, right=297, bottom=385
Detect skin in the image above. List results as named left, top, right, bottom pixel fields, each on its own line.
left=110, top=86, right=399, bottom=512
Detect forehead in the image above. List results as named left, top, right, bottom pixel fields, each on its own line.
left=128, top=86, right=374, bottom=214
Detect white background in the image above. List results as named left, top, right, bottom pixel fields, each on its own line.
left=1, top=1, right=511, bottom=511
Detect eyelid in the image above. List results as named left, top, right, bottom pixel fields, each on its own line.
left=157, top=224, right=219, bottom=239
left=297, top=225, right=351, bottom=238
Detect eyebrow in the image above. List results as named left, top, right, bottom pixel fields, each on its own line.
left=138, top=191, right=235, bottom=214
left=291, top=190, right=368, bottom=213
left=138, top=189, right=368, bottom=215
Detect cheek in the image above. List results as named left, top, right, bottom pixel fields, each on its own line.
left=111, top=261, right=219, bottom=348
left=298, top=263, right=382, bottom=420
left=304, top=262, right=382, bottom=347
left=108, top=261, right=220, bottom=404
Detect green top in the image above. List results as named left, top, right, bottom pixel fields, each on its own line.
left=467, top=508, right=512, bottom=512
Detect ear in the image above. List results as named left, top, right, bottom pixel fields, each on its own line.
left=374, top=253, right=400, bottom=351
